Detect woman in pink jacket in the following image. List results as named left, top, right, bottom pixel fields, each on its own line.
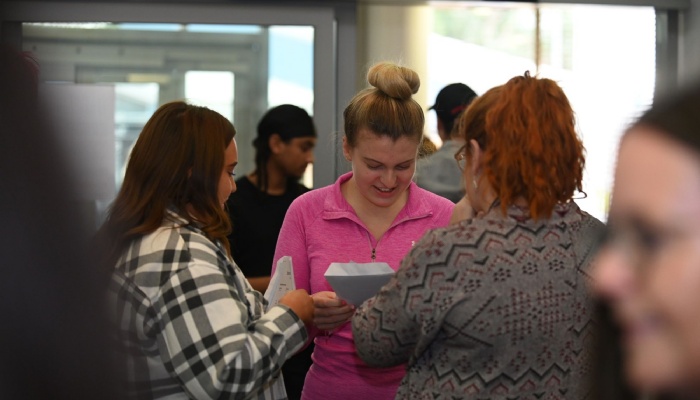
left=272, top=61, right=455, bottom=400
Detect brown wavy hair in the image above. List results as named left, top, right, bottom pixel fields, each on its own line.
left=97, top=101, right=235, bottom=269
left=458, top=72, right=585, bottom=219
left=344, top=61, right=424, bottom=146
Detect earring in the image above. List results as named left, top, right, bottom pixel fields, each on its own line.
left=472, top=177, right=478, bottom=191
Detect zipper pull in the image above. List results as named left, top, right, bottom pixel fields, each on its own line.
left=371, top=248, right=376, bottom=261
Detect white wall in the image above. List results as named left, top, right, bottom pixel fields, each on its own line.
left=357, top=4, right=431, bottom=109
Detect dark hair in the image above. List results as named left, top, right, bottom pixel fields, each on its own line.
left=431, top=82, right=478, bottom=136
left=443, top=109, right=466, bottom=139
left=253, top=104, right=316, bottom=192
left=97, top=101, right=236, bottom=269
left=343, top=61, right=424, bottom=147
left=632, top=81, right=700, bottom=152
left=458, top=71, right=585, bottom=219
left=588, top=302, right=638, bottom=400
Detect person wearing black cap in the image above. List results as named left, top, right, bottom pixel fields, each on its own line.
left=415, top=82, right=477, bottom=202
left=225, top=104, right=316, bottom=400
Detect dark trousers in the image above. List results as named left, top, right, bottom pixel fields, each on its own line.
left=282, top=342, right=315, bottom=400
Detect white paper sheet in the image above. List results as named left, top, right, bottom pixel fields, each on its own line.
left=264, top=256, right=296, bottom=311
left=324, top=262, right=394, bottom=306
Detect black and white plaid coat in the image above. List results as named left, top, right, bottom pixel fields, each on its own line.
left=109, top=209, right=307, bottom=399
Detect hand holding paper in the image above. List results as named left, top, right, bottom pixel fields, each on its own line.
left=264, top=256, right=313, bottom=324
left=279, top=289, right=314, bottom=325
left=324, top=262, right=394, bottom=307
left=264, top=256, right=296, bottom=311
left=311, top=291, right=354, bottom=331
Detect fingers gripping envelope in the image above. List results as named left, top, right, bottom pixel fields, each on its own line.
left=324, top=262, right=394, bottom=307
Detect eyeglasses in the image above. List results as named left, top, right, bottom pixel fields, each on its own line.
left=600, top=217, right=685, bottom=276
left=454, top=145, right=467, bottom=171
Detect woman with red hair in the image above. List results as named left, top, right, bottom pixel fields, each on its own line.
left=352, top=72, right=605, bottom=399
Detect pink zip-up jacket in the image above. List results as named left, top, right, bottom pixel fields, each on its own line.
left=272, top=172, right=454, bottom=400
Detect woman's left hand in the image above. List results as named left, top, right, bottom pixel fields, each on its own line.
left=311, top=291, right=355, bottom=331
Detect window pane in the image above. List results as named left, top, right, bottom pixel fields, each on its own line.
left=429, top=4, right=655, bottom=221
left=185, top=70, right=235, bottom=122
left=114, top=82, right=159, bottom=188
left=428, top=4, right=538, bottom=146
left=269, top=25, right=314, bottom=113
left=23, top=22, right=315, bottom=202
left=269, top=25, right=315, bottom=187
left=538, top=5, right=655, bottom=221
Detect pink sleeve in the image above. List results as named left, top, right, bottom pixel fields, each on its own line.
left=272, top=196, right=321, bottom=341
left=272, top=198, right=311, bottom=293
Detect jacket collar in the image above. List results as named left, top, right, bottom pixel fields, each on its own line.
left=322, top=171, right=434, bottom=225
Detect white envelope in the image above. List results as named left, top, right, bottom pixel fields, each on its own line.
left=324, top=262, right=394, bottom=307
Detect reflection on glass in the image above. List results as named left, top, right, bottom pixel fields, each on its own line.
left=22, top=21, right=316, bottom=231
left=269, top=25, right=315, bottom=186
left=23, top=22, right=315, bottom=198
left=114, top=83, right=159, bottom=188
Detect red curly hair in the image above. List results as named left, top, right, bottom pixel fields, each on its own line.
left=458, top=72, right=585, bottom=219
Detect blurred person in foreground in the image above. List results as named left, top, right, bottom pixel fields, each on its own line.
left=0, top=44, right=122, bottom=398
left=414, top=82, right=477, bottom=202
left=593, top=81, right=700, bottom=399
left=352, top=72, right=605, bottom=399
left=97, top=101, right=314, bottom=399
left=225, top=104, right=317, bottom=400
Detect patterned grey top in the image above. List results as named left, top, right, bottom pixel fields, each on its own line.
left=109, top=209, right=307, bottom=399
left=352, top=201, right=604, bottom=400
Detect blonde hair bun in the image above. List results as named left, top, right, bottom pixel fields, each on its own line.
left=367, top=61, right=420, bottom=101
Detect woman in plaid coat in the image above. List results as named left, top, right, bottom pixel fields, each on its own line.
left=97, top=101, right=314, bottom=399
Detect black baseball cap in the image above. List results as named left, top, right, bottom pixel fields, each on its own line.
left=428, top=83, right=478, bottom=123
left=253, top=104, right=317, bottom=148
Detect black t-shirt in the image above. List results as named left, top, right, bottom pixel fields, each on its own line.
left=226, top=176, right=309, bottom=278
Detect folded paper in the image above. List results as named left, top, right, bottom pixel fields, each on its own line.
left=324, top=262, right=394, bottom=306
